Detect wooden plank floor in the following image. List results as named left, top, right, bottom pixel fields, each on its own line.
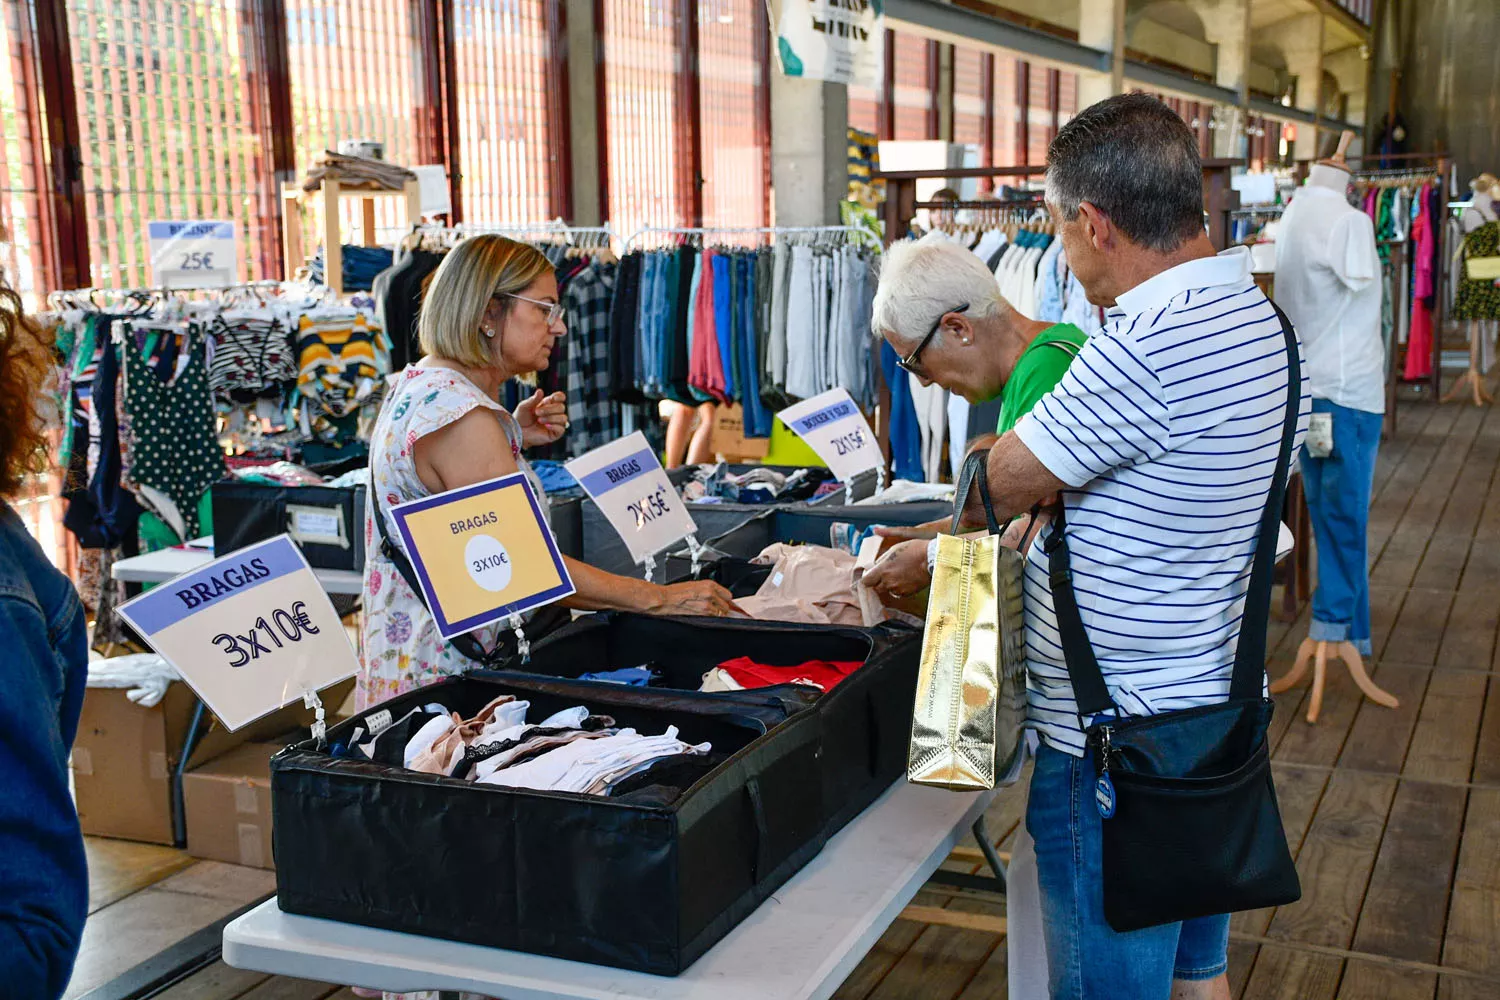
left=838, top=399, right=1500, bottom=1000
left=67, top=400, right=1500, bottom=999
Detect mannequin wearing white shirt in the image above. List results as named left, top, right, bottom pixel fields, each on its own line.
left=1270, top=160, right=1399, bottom=722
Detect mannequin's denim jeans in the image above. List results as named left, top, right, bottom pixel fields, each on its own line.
left=1301, top=398, right=1383, bottom=655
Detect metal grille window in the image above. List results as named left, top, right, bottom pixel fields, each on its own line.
left=285, top=0, right=425, bottom=246
left=890, top=32, right=932, bottom=141
left=992, top=54, right=1018, bottom=168
left=64, top=0, right=279, bottom=287
left=602, top=0, right=686, bottom=236
left=0, top=0, right=52, bottom=306
left=698, top=0, right=767, bottom=229
left=1025, top=66, right=1051, bottom=165
left=453, top=0, right=556, bottom=225
left=952, top=45, right=985, bottom=153
left=1058, top=71, right=1078, bottom=127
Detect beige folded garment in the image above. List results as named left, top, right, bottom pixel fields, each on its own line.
left=302, top=150, right=418, bottom=193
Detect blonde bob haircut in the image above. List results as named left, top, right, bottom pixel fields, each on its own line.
left=417, top=234, right=554, bottom=369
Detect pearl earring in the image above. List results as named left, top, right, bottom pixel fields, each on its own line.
left=482, top=327, right=495, bottom=339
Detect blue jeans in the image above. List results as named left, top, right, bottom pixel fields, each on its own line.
left=1300, top=399, right=1382, bottom=656
left=1027, top=743, right=1230, bottom=998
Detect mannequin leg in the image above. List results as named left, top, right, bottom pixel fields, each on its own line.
left=1336, top=641, right=1400, bottom=709
left=1307, top=642, right=1330, bottom=724
left=1271, top=638, right=1318, bottom=694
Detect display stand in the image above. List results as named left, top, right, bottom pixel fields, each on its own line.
left=1271, top=637, right=1400, bottom=724
left=282, top=178, right=423, bottom=295
left=223, top=782, right=997, bottom=999
left=1442, top=319, right=1495, bottom=406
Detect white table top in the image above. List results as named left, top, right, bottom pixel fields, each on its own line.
left=223, top=781, right=995, bottom=998
left=111, top=539, right=364, bottom=595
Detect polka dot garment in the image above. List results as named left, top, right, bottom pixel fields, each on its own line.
left=122, top=329, right=227, bottom=540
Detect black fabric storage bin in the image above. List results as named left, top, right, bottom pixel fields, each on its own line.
left=516, top=613, right=922, bottom=845
left=213, top=480, right=368, bottom=570
left=272, top=672, right=829, bottom=974
left=660, top=502, right=952, bottom=580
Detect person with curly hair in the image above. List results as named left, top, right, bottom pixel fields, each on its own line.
left=0, top=258, right=89, bottom=1000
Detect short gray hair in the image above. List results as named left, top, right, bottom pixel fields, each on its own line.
left=1045, top=93, right=1204, bottom=252
left=871, top=232, right=1003, bottom=346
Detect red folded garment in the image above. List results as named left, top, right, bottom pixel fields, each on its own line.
left=716, top=656, right=863, bottom=692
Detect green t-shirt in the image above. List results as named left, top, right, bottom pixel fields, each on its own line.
left=995, top=323, right=1088, bottom=434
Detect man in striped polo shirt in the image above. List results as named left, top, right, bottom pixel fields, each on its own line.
left=963, top=94, right=1311, bottom=998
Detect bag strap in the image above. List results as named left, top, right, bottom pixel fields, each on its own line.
left=373, top=491, right=511, bottom=667
left=951, top=449, right=1002, bottom=536
left=1045, top=299, right=1302, bottom=716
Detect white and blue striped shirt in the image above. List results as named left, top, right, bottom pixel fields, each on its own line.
left=1013, top=247, right=1311, bottom=756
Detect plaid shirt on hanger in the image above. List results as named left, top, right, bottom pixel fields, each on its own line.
left=562, top=261, right=619, bottom=456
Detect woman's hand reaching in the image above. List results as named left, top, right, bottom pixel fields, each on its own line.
left=646, top=581, right=747, bottom=618
left=515, top=389, right=568, bottom=447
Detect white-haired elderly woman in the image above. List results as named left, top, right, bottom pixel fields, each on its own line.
left=359, top=235, right=741, bottom=710
left=862, top=230, right=1087, bottom=604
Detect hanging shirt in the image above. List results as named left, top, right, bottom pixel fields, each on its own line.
left=1275, top=184, right=1385, bottom=414
left=785, top=246, right=818, bottom=400
left=562, top=262, right=619, bottom=455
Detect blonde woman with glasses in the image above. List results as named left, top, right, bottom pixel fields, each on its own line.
left=358, top=235, right=740, bottom=711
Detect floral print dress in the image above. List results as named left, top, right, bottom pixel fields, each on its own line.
left=357, top=365, right=547, bottom=711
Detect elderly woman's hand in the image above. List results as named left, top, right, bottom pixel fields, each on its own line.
left=863, top=539, right=933, bottom=604
left=516, top=389, right=568, bottom=448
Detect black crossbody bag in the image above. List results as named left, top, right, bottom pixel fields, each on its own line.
left=1043, top=302, right=1303, bottom=933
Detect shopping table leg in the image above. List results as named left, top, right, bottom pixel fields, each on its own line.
left=972, top=817, right=1008, bottom=888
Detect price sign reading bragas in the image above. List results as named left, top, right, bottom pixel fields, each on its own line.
left=115, top=536, right=358, bottom=731
left=390, top=472, right=575, bottom=640
left=148, top=220, right=237, bottom=288
left=566, top=431, right=699, bottom=565
left=777, top=388, right=883, bottom=482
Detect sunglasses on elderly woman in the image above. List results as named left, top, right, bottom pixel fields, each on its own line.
left=498, top=292, right=566, bottom=327
left=897, top=303, right=969, bottom=375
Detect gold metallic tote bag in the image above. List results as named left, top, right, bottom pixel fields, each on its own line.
left=908, top=451, right=1029, bottom=791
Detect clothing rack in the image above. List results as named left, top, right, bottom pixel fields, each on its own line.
left=622, top=225, right=882, bottom=252
left=404, top=221, right=619, bottom=253
left=1348, top=154, right=1451, bottom=401
left=454, top=221, right=617, bottom=247
left=875, top=165, right=1049, bottom=247
left=45, top=280, right=296, bottom=311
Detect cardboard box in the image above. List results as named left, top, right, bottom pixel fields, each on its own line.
left=711, top=404, right=770, bottom=461
left=182, top=742, right=280, bottom=869
left=71, top=677, right=355, bottom=845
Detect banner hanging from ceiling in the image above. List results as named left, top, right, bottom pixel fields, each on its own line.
left=775, top=0, right=883, bottom=89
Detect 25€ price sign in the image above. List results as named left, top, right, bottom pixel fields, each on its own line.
left=391, top=472, right=575, bottom=640
left=148, top=220, right=236, bottom=288
left=566, top=431, right=699, bottom=565
left=115, top=536, right=358, bottom=732
left=777, top=388, right=883, bottom=482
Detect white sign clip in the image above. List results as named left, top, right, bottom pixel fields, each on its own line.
left=686, top=534, right=706, bottom=576
left=509, top=612, right=531, bottom=663
left=302, top=688, right=328, bottom=749
left=641, top=552, right=657, bottom=583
